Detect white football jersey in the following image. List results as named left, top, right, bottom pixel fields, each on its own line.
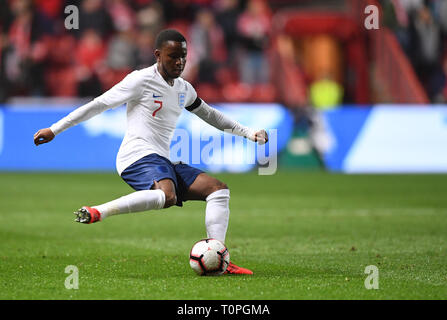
left=96, top=64, right=198, bottom=174
left=50, top=64, right=254, bottom=175
left=50, top=64, right=198, bottom=175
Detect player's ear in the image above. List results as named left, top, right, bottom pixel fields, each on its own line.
left=154, top=48, right=161, bottom=61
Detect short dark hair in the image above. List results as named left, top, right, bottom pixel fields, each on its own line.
left=155, top=29, right=186, bottom=49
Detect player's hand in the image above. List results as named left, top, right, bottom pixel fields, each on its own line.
left=253, top=129, right=268, bottom=145
left=33, top=128, right=55, bottom=146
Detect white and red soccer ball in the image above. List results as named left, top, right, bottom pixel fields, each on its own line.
left=189, top=238, right=230, bottom=276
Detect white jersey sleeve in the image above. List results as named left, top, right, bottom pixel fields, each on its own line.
left=187, top=98, right=255, bottom=140
left=50, top=71, right=144, bottom=135
left=184, top=81, right=198, bottom=107
left=95, top=70, right=144, bottom=108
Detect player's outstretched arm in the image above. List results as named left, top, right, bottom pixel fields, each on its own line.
left=34, top=128, right=55, bottom=146
left=187, top=98, right=269, bottom=145
left=32, top=70, right=143, bottom=147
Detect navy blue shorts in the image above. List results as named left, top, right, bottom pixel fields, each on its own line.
left=120, top=153, right=204, bottom=207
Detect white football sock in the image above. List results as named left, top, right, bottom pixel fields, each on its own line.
left=205, top=189, right=230, bottom=243
left=93, top=189, right=166, bottom=219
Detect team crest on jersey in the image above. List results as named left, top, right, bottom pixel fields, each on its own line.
left=178, top=93, right=186, bottom=108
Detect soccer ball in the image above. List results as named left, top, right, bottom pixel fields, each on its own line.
left=189, top=238, right=230, bottom=276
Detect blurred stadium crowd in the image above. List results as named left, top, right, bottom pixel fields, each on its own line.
left=0, top=0, right=276, bottom=103
left=382, top=0, right=447, bottom=102
left=0, top=0, right=446, bottom=105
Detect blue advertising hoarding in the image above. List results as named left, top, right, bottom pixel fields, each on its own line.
left=0, top=103, right=294, bottom=173
left=322, top=105, right=447, bottom=173
left=2, top=103, right=446, bottom=174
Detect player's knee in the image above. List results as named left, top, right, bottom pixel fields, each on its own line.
left=205, top=182, right=230, bottom=203
left=218, top=182, right=229, bottom=191
left=163, top=191, right=177, bottom=208
left=208, top=181, right=228, bottom=196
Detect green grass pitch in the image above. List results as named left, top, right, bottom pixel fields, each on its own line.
left=0, top=171, right=446, bottom=300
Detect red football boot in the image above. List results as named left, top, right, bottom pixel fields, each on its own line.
left=74, top=206, right=102, bottom=224
left=224, top=262, right=254, bottom=275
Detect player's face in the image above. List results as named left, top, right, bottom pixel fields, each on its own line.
left=156, top=41, right=187, bottom=79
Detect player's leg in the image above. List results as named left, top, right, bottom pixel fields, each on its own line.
left=75, top=154, right=179, bottom=224
left=151, top=179, right=178, bottom=208
left=179, top=169, right=253, bottom=275
left=75, top=180, right=174, bottom=224
left=184, top=173, right=230, bottom=243
left=183, top=173, right=228, bottom=201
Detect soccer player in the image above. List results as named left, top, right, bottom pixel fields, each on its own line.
left=33, top=29, right=268, bottom=275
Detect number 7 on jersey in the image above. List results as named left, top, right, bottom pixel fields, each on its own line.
left=152, top=100, right=163, bottom=117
